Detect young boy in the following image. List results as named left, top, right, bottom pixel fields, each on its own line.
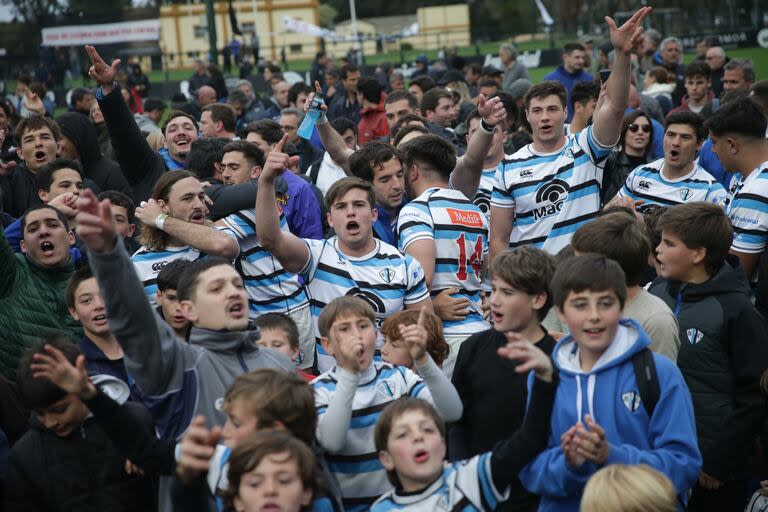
left=155, top=259, right=192, bottom=341
left=253, top=312, right=314, bottom=380
left=312, top=296, right=463, bottom=511
left=372, top=334, right=558, bottom=511
left=650, top=202, right=768, bottom=511
left=7, top=335, right=157, bottom=511
left=224, top=431, right=321, bottom=512
left=519, top=253, right=701, bottom=511
left=450, top=246, right=556, bottom=511
left=30, top=344, right=342, bottom=512
left=571, top=210, right=680, bottom=360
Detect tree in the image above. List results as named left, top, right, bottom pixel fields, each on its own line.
left=318, top=3, right=338, bottom=28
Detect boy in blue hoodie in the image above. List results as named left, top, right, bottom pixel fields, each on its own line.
left=519, top=253, right=701, bottom=511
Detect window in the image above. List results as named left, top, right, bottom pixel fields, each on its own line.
left=289, top=43, right=302, bottom=53
left=194, top=25, right=207, bottom=39
left=242, top=22, right=255, bottom=34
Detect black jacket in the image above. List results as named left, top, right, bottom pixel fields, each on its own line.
left=649, top=260, right=768, bottom=481
left=56, top=112, right=134, bottom=200
left=98, top=84, right=176, bottom=202
left=4, top=401, right=157, bottom=512
left=0, top=162, right=41, bottom=218
left=451, top=328, right=556, bottom=512
left=600, top=150, right=649, bottom=204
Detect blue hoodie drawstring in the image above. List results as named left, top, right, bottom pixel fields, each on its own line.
left=673, top=289, right=683, bottom=317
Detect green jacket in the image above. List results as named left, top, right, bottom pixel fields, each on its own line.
left=0, top=223, right=82, bottom=381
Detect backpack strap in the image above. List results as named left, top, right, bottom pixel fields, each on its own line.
left=632, top=348, right=660, bottom=418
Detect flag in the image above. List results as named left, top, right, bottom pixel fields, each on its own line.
left=229, top=0, right=243, bottom=36
left=535, top=0, right=554, bottom=26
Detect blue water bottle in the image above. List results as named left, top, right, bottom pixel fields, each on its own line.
left=298, top=92, right=325, bottom=140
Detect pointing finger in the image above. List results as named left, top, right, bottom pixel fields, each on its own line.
left=417, top=305, right=427, bottom=327
left=273, top=134, right=289, bottom=153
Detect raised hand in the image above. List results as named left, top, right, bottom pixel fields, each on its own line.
left=477, top=94, right=506, bottom=127
left=134, top=199, right=165, bottom=227
left=30, top=344, right=97, bottom=400
left=261, top=134, right=299, bottom=181
left=48, top=192, right=79, bottom=218
left=23, top=89, right=46, bottom=116
left=606, top=6, right=652, bottom=54
left=497, top=332, right=554, bottom=382
left=85, top=45, right=121, bottom=91
left=303, top=81, right=329, bottom=115
left=399, top=306, right=429, bottom=367
left=75, top=188, right=118, bottom=253
left=176, top=415, right=222, bottom=483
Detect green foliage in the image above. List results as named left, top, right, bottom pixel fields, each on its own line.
left=318, top=3, right=338, bottom=28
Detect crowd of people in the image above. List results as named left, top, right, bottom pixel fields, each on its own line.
left=1, top=5, right=768, bottom=511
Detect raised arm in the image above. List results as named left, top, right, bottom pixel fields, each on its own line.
left=76, top=189, right=192, bottom=397
left=451, top=95, right=506, bottom=198
left=255, top=135, right=311, bottom=273
left=591, top=7, right=651, bottom=147
left=135, top=199, right=239, bottom=260
left=307, top=82, right=354, bottom=171
left=86, top=45, right=159, bottom=187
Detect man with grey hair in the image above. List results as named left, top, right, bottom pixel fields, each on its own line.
left=640, top=28, right=662, bottom=72
left=723, top=58, right=755, bottom=92
left=657, top=37, right=685, bottom=106
left=197, top=85, right=217, bottom=109
left=705, top=46, right=728, bottom=96
left=279, top=107, right=322, bottom=173
left=500, top=43, right=529, bottom=92
left=234, top=79, right=264, bottom=122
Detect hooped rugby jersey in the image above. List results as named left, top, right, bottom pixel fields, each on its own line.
left=726, top=161, right=768, bottom=254
left=300, top=237, right=430, bottom=372
left=131, top=245, right=203, bottom=306
left=218, top=208, right=309, bottom=316
left=472, top=165, right=500, bottom=225
left=397, top=187, right=490, bottom=338
left=491, top=126, right=613, bottom=254
left=370, top=452, right=509, bottom=512
left=618, top=157, right=726, bottom=211
left=312, top=362, right=433, bottom=512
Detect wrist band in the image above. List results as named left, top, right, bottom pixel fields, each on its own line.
left=155, top=213, right=169, bottom=230
left=480, top=119, right=496, bottom=133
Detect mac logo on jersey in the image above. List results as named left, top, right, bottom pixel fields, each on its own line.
left=679, top=188, right=692, bottom=201
left=533, top=179, right=570, bottom=220
left=345, top=288, right=386, bottom=313
left=379, top=268, right=396, bottom=283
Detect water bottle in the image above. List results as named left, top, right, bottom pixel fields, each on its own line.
left=297, top=92, right=325, bottom=140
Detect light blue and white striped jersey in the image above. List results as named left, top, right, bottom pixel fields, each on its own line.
left=491, top=126, right=613, bottom=254
left=131, top=245, right=203, bottom=306
left=312, top=362, right=433, bottom=512
left=301, top=237, right=430, bottom=373
left=618, top=158, right=726, bottom=210
left=397, top=187, right=490, bottom=338
left=370, top=452, right=509, bottom=512
left=218, top=208, right=309, bottom=316
left=727, top=161, right=768, bottom=254
left=472, top=165, right=500, bottom=224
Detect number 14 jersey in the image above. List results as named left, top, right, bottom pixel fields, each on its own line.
left=397, top=187, right=490, bottom=338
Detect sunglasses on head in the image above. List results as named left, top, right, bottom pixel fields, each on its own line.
left=628, top=123, right=651, bottom=134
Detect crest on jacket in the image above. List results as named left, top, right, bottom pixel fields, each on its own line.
left=622, top=391, right=642, bottom=412
left=679, top=188, right=693, bottom=201
left=686, top=328, right=704, bottom=345
left=379, top=268, right=396, bottom=283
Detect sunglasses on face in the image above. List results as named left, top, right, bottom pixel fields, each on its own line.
left=628, top=124, right=651, bottom=134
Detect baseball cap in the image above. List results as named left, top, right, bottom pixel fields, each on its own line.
left=481, top=65, right=503, bottom=76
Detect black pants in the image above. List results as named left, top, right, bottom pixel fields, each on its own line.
left=688, top=480, right=748, bottom=512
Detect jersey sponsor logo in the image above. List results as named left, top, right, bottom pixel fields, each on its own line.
left=686, top=328, right=704, bottom=345
left=679, top=188, right=693, bottom=201
left=345, top=288, right=386, bottom=314
left=379, top=268, right=396, bottom=283
left=622, top=391, right=642, bottom=412
left=533, top=179, right=570, bottom=220
left=447, top=208, right=483, bottom=228
left=519, top=168, right=534, bottom=177
left=638, top=180, right=652, bottom=190
left=151, top=261, right=168, bottom=272
left=472, top=194, right=490, bottom=214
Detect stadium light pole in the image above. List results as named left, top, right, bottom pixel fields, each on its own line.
left=349, top=0, right=359, bottom=53
left=205, top=0, right=218, bottom=64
